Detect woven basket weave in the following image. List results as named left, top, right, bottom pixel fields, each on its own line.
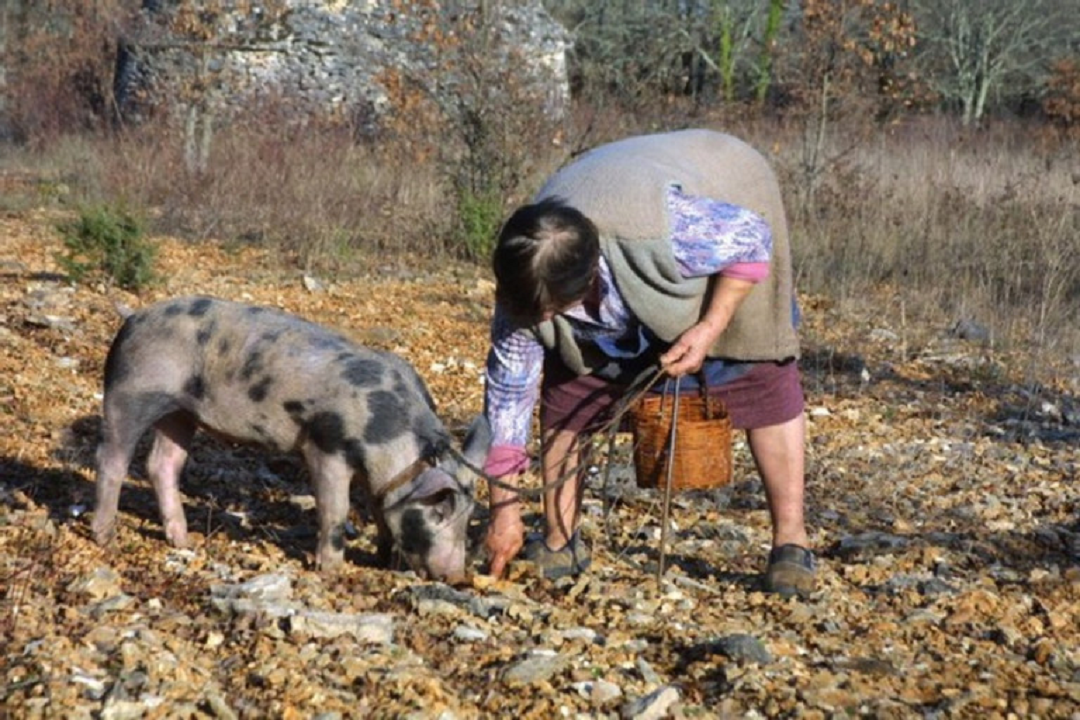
left=631, top=384, right=733, bottom=491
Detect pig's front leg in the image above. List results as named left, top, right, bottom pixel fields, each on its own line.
left=306, top=451, right=352, bottom=572
left=146, top=412, right=198, bottom=547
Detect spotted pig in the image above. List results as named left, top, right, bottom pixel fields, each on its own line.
left=91, top=296, right=491, bottom=583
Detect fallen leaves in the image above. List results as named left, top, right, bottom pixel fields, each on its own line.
left=1, top=213, right=1079, bottom=717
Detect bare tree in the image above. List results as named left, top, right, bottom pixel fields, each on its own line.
left=913, top=0, right=1067, bottom=125
left=543, top=0, right=776, bottom=107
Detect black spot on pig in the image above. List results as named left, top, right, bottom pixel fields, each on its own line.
left=196, top=320, right=217, bottom=347
left=183, top=375, right=206, bottom=400
left=307, top=411, right=347, bottom=454
left=343, top=439, right=366, bottom=472
left=312, top=335, right=345, bottom=351
left=261, top=330, right=283, bottom=344
left=328, top=522, right=346, bottom=552
left=247, top=307, right=266, bottom=316
left=248, top=376, right=273, bottom=402
left=217, top=337, right=231, bottom=354
left=391, top=371, right=408, bottom=396
left=398, top=509, right=434, bottom=558
left=241, top=351, right=264, bottom=381
left=163, top=302, right=186, bottom=317
left=341, top=357, right=384, bottom=388
left=364, top=391, right=409, bottom=444
left=189, top=298, right=213, bottom=317
left=283, top=400, right=305, bottom=418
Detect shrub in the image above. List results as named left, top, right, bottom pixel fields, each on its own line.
left=56, top=204, right=157, bottom=291
left=454, top=187, right=505, bottom=263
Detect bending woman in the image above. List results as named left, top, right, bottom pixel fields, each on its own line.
left=482, top=129, right=814, bottom=597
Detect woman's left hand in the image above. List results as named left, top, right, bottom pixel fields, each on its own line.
left=660, top=320, right=721, bottom=377
left=661, top=275, right=753, bottom=376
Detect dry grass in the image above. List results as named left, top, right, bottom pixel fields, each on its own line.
left=763, top=117, right=1080, bottom=364
left=2, top=113, right=1077, bottom=370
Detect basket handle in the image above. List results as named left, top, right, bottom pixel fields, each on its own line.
left=655, top=370, right=723, bottom=420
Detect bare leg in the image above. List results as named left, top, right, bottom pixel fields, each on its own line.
left=146, top=412, right=197, bottom=547
left=540, top=426, right=585, bottom=550
left=746, top=413, right=809, bottom=549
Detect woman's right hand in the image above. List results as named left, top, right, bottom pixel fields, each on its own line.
left=484, top=505, right=526, bottom=578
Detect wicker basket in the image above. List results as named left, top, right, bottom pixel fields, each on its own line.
left=631, top=382, right=733, bottom=491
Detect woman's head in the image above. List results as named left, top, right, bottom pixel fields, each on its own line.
left=492, top=197, right=600, bottom=326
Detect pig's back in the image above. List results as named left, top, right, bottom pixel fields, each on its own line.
left=104, top=296, right=435, bottom=454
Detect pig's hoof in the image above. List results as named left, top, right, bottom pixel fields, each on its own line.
left=317, top=553, right=345, bottom=573
left=164, top=526, right=190, bottom=548
left=91, top=519, right=115, bottom=546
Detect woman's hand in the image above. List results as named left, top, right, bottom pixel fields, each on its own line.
left=661, top=275, right=754, bottom=376
left=484, top=503, right=525, bottom=578
left=660, top=321, right=718, bottom=377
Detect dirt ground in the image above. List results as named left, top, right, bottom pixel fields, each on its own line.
left=1, top=204, right=1078, bottom=719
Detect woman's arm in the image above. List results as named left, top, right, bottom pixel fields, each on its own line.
left=482, top=304, right=544, bottom=576
left=660, top=186, right=771, bottom=375
left=660, top=275, right=754, bottom=376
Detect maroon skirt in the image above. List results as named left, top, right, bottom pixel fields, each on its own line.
left=541, top=357, right=804, bottom=436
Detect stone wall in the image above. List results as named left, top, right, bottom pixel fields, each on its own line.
left=113, top=0, right=570, bottom=132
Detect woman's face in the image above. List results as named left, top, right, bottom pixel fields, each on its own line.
left=540, top=302, right=579, bottom=322
left=539, top=276, right=598, bottom=321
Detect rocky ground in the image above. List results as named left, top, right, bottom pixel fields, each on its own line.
left=1, top=202, right=1078, bottom=719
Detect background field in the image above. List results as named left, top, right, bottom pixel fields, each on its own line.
left=1, top=1, right=1079, bottom=717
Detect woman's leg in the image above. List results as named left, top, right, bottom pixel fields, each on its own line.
left=540, top=425, right=584, bottom=549
left=711, top=360, right=814, bottom=594
left=747, top=413, right=809, bottom=549
left=538, top=357, right=624, bottom=551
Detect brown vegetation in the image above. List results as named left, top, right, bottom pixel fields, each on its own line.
left=1, top=2, right=1079, bottom=716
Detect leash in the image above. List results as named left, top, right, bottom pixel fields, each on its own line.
left=445, top=364, right=668, bottom=499
left=657, top=375, right=681, bottom=581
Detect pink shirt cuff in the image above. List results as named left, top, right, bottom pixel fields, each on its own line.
left=483, top=444, right=529, bottom=478
left=721, top=261, right=770, bottom=282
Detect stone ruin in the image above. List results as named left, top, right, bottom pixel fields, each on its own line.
left=112, top=0, right=571, bottom=134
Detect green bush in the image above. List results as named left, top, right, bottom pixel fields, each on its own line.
left=454, top=188, right=505, bottom=262
left=56, top=204, right=157, bottom=291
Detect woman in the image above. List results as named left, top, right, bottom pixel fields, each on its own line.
left=482, top=129, right=814, bottom=597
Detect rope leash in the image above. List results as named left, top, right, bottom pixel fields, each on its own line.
left=657, top=375, right=681, bottom=580
left=446, top=364, right=669, bottom=499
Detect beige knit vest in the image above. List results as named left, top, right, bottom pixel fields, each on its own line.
left=532, top=129, right=800, bottom=375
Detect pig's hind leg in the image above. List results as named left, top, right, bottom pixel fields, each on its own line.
left=93, top=424, right=140, bottom=545
left=146, top=411, right=198, bottom=547
left=93, top=393, right=177, bottom=545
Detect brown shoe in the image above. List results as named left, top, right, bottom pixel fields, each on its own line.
left=763, top=544, right=816, bottom=598
left=523, top=532, right=592, bottom=580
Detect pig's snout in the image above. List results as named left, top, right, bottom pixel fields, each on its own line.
left=422, top=540, right=469, bottom=585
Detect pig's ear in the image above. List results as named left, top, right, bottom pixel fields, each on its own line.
left=408, top=470, right=468, bottom=524
left=459, top=414, right=492, bottom=471
left=419, top=487, right=458, bottom=525
left=409, top=468, right=461, bottom=502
